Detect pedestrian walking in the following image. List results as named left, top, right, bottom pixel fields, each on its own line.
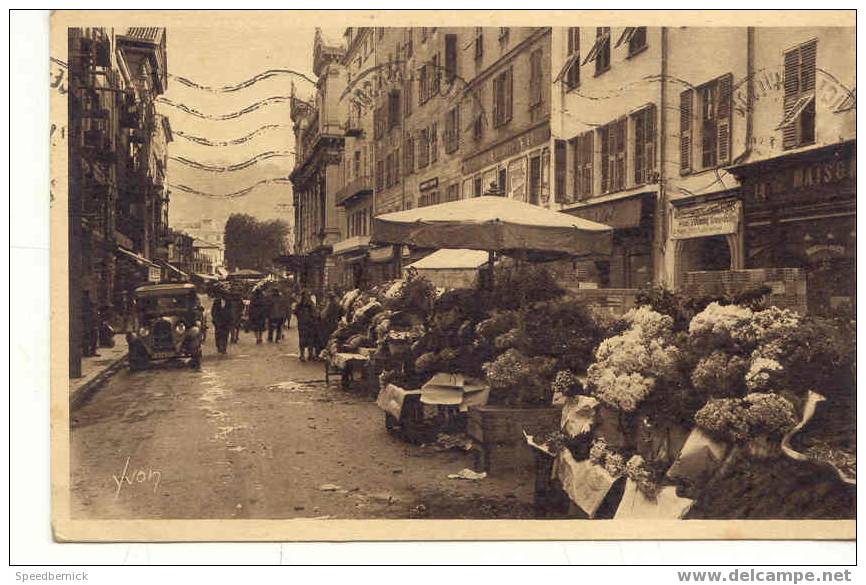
left=227, top=295, right=243, bottom=343
left=267, top=289, right=286, bottom=343
left=293, top=289, right=318, bottom=361
left=249, top=288, right=268, bottom=344
left=211, top=297, right=231, bottom=354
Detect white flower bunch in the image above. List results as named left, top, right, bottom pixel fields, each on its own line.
left=587, top=307, right=679, bottom=412
left=688, top=302, right=754, bottom=340
left=744, top=356, right=784, bottom=391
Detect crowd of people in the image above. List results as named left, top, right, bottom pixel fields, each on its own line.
left=210, top=285, right=343, bottom=362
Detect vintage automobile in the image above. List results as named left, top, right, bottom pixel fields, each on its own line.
left=126, top=283, right=206, bottom=371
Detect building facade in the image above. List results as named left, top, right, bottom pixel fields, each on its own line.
left=289, top=26, right=854, bottom=314
left=290, top=29, right=347, bottom=294
left=68, top=27, right=169, bottom=376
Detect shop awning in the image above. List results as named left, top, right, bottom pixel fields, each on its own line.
left=332, top=235, right=371, bottom=256
left=116, top=246, right=160, bottom=269
left=371, top=196, right=613, bottom=259
left=156, top=259, right=189, bottom=280
left=368, top=245, right=396, bottom=264
left=407, top=248, right=491, bottom=271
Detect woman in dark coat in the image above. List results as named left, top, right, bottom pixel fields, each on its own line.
left=249, top=288, right=269, bottom=345
left=293, top=290, right=318, bottom=361
left=211, top=297, right=231, bottom=354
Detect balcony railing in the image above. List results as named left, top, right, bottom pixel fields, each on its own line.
left=335, top=174, right=373, bottom=207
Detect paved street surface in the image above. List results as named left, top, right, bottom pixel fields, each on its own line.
left=71, top=325, right=535, bottom=520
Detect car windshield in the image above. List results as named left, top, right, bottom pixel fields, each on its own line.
left=137, top=293, right=196, bottom=314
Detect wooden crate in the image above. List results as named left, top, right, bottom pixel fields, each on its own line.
left=467, top=404, right=562, bottom=445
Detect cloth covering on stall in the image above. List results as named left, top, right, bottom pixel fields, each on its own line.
left=420, top=373, right=490, bottom=412
left=552, top=449, right=621, bottom=518
left=666, top=428, right=730, bottom=486
left=614, top=479, right=695, bottom=520
left=371, top=196, right=613, bottom=259
left=376, top=384, right=422, bottom=420
left=560, top=395, right=600, bottom=439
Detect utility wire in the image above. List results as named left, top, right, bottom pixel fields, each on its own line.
left=169, top=69, right=317, bottom=92
left=168, top=151, right=294, bottom=172
left=173, top=124, right=289, bottom=146
left=169, top=176, right=293, bottom=199
left=156, top=95, right=295, bottom=120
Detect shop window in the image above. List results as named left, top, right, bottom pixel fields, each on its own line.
left=782, top=40, right=817, bottom=150
left=419, top=190, right=440, bottom=207
left=445, top=107, right=460, bottom=154
left=529, top=48, right=544, bottom=108
left=541, top=148, right=550, bottom=205
left=599, top=118, right=626, bottom=194
left=474, top=175, right=483, bottom=197
left=529, top=155, right=542, bottom=205
left=632, top=104, right=656, bottom=185
left=492, top=67, right=513, bottom=127
left=498, top=167, right=507, bottom=196
left=446, top=183, right=460, bottom=202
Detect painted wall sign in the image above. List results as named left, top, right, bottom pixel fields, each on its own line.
left=672, top=199, right=741, bottom=240
left=463, top=123, right=550, bottom=175
left=419, top=177, right=439, bottom=191
left=744, top=152, right=855, bottom=209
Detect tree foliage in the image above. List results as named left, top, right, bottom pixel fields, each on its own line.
left=224, top=213, right=289, bottom=271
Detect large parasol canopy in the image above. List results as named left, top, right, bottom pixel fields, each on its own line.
left=371, top=196, right=613, bottom=260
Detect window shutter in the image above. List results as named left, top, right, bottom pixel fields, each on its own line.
left=445, top=34, right=458, bottom=82
left=646, top=105, right=656, bottom=181
left=716, top=73, right=733, bottom=165
left=801, top=40, right=817, bottom=92
left=554, top=139, right=567, bottom=203
left=679, top=89, right=693, bottom=174
left=506, top=68, right=514, bottom=122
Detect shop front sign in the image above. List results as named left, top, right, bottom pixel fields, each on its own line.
left=463, top=122, right=550, bottom=175
left=743, top=151, right=855, bottom=210
left=672, top=199, right=741, bottom=240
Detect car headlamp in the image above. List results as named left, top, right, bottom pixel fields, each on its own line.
left=138, top=326, right=150, bottom=337
left=176, top=322, right=186, bottom=334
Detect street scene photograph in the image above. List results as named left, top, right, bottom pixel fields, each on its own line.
left=54, top=12, right=856, bottom=533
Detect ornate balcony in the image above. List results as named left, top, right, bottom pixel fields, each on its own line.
left=335, top=174, right=373, bottom=207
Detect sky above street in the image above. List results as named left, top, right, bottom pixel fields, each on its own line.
left=159, top=26, right=343, bottom=228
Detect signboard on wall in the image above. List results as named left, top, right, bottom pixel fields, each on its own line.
left=671, top=199, right=741, bottom=240
left=148, top=266, right=162, bottom=283
left=508, top=157, right=526, bottom=201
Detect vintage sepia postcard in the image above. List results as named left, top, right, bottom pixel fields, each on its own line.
left=50, top=9, right=856, bottom=542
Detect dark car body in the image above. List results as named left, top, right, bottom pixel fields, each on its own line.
left=126, top=283, right=205, bottom=370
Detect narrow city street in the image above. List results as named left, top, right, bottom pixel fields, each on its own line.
left=70, top=324, right=536, bottom=520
